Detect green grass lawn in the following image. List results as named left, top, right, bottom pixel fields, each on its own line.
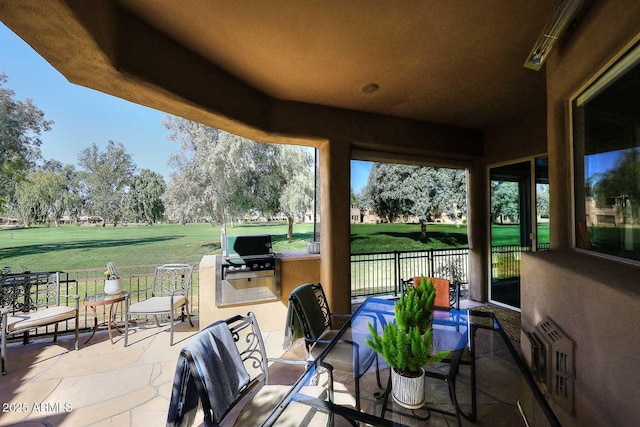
left=0, top=222, right=314, bottom=272
left=350, top=222, right=468, bottom=253
left=491, top=223, right=549, bottom=246
left=1, top=221, right=477, bottom=272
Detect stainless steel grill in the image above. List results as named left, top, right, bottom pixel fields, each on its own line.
left=216, top=235, right=280, bottom=306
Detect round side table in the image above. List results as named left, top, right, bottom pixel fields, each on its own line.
left=84, top=292, right=128, bottom=344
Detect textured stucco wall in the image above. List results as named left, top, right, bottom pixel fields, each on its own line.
left=522, top=4, right=640, bottom=426
left=484, top=108, right=547, bottom=166
left=546, top=1, right=640, bottom=250
left=522, top=251, right=640, bottom=426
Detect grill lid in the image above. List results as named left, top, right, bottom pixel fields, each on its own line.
left=223, top=234, right=273, bottom=261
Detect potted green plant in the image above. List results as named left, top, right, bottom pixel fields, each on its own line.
left=366, top=282, right=448, bottom=409
left=398, top=276, right=436, bottom=334
left=103, top=262, right=123, bottom=295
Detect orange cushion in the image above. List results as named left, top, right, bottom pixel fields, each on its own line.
left=412, top=276, right=450, bottom=309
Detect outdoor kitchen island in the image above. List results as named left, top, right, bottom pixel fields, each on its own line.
left=198, top=251, right=320, bottom=331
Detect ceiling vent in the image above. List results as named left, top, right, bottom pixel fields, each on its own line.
left=524, top=0, right=586, bottom=71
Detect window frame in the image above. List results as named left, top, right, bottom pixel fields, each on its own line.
left=571, top=41, right=640, bottom=266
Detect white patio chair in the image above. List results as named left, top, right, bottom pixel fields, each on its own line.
left=124, top=264, right=194, bottom=346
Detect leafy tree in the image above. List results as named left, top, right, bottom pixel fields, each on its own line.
left=163, top=115, right=315, bottom=232
left=164, top=116, right=228, bottom=224
left=362, top=163, right=467, bottom=238
left=127, top=169, right=166, bottom=224
left=163, top=172, right=197, bottom=225
left=14, top=170, right=64, bottom=226
left=0, top=73, right=54, bottom=210
left=405, top=166, right=439, bottom=236
left=438, top=168, right=467, bottom=220
left=13, top=175, right=40, bottom=226
left=362, top=163, right=411, bottom=223
left=279, top=146, right=314, bottom=238
left=350, top=187, right=360, bottom=206
left=491, top=181, right=519, bottom=224
left=13, top=161, right=81, bottom=227
left=593, top=148, right=640, bottom=222
left=77, top=141, right=136, bottom=226
left=218, top=131, right=282, bottom=221
left=41, top=160, right=84, bottom=225
left=536, top=183, right=549, bottom=218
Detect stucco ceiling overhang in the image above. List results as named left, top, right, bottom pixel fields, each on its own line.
left=0, top=0, right=558, bottom=153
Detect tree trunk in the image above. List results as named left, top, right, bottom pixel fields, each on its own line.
left=420, top=221, right=427, bottom=239
left=287, top=216, right=294, bottom=239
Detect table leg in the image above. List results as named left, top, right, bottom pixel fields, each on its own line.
left=112, top=301, right=124, bottom=334
left=107, top=302, right=117, bottom=344
left=375, top=368, right=392, bottom=419
left=469, top=325, right=478, bottom=421
left=84, top=306, right=98, bottom=344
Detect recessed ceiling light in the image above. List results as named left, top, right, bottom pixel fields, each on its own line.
left=360, top=83, right=379, bottom=94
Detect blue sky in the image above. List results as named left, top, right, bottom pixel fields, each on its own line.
left=584, top=149, right=629, bottom=182
left=1, top=23, right=176, bottom=179
left=351, top=160, right=371, bottom=194
left=1, top=22, right=372, bottom=189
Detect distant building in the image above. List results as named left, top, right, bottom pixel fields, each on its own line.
left=350, top=205, right=465, bottom=225
left=350, top=206, right=378, bottom=223
left=0, top=217, right=19, bottom=226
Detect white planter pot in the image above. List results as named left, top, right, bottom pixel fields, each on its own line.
left=391, top=367, right=426, bottom=409
left=104, top=278, right=123, bottom=295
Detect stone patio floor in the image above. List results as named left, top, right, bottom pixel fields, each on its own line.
left=1, top=320, right=215, bottom=426
left=0, top=299, right=541, bottom=427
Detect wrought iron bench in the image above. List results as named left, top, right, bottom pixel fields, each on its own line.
left=1, top=271, right=79, bottom=375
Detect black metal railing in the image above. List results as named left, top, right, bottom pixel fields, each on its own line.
left=351, top=244, right=551, bottom=297
left=5, top=243, right=550, bottom=338
left=491, top=245, right=528, bottom=280
left=351, top=248, right=469, bottom=298
left=490, top=243, right=550, bottom=281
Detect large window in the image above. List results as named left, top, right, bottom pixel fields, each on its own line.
left=573, top=43, right=640, bottom=262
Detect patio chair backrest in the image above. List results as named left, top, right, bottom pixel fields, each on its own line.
left=0, top=272, right=60, bottom=314
left=401, top=276, right=457, bottom=309
left=308, top=282, right=333, bottom=329
left=32, top=273, right=63, bottom=309
left=167, top=312, right=269, bottom=426
left=289, top=283, right=331, bottom=341
left=152, top=264, right=193, bottom=297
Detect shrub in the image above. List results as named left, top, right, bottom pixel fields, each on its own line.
left=396, top=277, right=435, bottom=334
left=366, top=279, right=447, bottom=376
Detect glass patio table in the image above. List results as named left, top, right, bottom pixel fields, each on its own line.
left=261, top=297, right=478, bottom=426
left=262, top=296, right=562, bottom=426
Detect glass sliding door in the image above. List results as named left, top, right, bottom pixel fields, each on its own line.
left=489, top=158, right=548, bottom=309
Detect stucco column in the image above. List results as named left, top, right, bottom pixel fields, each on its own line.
left=319, top=139, right=352, bottom=313
left=547, top=99, right=571, bottom=249
left=467, top=158, right=488, bottom=302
